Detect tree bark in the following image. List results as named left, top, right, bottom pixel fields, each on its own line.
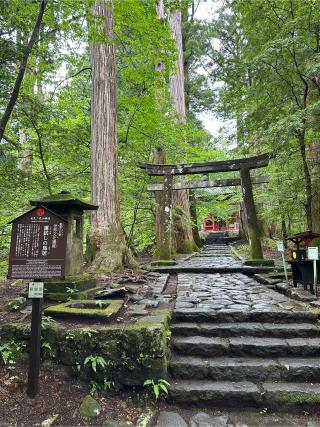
left=307, top=139, right=320, bottom=233
left=0, top=0, right=47, bottom=141
left=88, top=0, right=134, bottom=272
left=168, top=6, right=197, bottom=253
left=298, top=129, right=313, bottom=230
left=240, top=167, right=263, bottom=259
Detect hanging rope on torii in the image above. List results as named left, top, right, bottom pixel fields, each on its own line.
left=139, top=153, right=272, bottom=260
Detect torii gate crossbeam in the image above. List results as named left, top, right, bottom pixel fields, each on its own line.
left=139, top=153, right=272, bottom=260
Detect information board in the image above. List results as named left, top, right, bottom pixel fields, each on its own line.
left=8, top=206, right=67, bottom=279
left=277, top=241, right=284, bottom=252
left=308, top=247, right=319, bottom=261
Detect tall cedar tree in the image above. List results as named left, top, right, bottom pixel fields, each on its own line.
left=88, top=0, right=134, bottom=272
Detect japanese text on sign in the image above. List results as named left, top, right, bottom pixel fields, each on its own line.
left=28, top=282, right=44, bottom=298
left=8, top=207, right=67, bottom=279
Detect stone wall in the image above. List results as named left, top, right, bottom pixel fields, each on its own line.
left=0, top=309, right=171, bottom=386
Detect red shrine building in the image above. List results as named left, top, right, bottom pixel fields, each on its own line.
left=203, top=214, right=240, bottom=233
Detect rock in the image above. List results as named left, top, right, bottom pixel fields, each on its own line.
left=135, top=408, right=156, bottom=427
left=128, top=305, right=149, bottom=316
left=138, top=299, right=159, bottom=308
left=157, top=411, right=187, bottom=427
left=95, top=287, right=126, bottom=299
left=190, top=412, right=228, bottom=427
left=41, top=415, right=58, bottom=427
left=6, top=296, right=27, bottom=311
left=102, top=420, right=133, bottom=427
left=79, top=395, right=101, bottom=419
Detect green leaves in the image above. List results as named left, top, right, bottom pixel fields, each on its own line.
left=143, top=378, right=170, bottom=400
left=84, top=355, right=108, bottom=373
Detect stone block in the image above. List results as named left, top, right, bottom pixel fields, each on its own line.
left=44, top=299, right=123, bottom=320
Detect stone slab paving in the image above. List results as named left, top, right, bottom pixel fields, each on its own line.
left=155, top=410, right=320, bottom=426
left=175, top=272, right=310, bottom=314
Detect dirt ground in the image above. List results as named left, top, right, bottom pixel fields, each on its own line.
left=0, top=362, right=148, bottom=426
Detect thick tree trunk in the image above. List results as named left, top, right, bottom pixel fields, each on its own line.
left=281, top=217, right=288, bottom=249
left=0, top=0, right=47, bottom=141
left=298, top=130, right=313, bottom=230
left=307, top=139, right=320, bottom=233
left=168, top=7, right=197, bottom=253
left=240, top=168, right=263, bottom=259
left=88, top=0, right=134, bottom=272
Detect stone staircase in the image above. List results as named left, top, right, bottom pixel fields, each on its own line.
left=169, top=309, right=320, bottom=410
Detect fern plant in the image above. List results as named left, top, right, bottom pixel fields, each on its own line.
left=143, top=378, right=170, bottom=400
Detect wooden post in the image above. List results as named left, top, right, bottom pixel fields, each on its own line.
left=240, top=167, right=263, bottom=259
left=158, top=172, right=173, bottom=259
left=189, top=190, right=202, bottom=248
left=27, top=290, right=43, bottom=398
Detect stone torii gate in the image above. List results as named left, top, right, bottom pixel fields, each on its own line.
left=139, top=153, right=271, bottom=260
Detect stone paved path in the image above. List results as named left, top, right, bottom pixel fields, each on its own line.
left=152, top=243, right=272, bottom=274
left=175, top=272, right=308, bottom=313
left=167, top=236, right=320, bottom=413
left=155, top=409, right=320, bottom=427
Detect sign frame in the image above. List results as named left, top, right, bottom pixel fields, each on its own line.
left=8, top=205, right=68, bottom=280
left=7, top=206, right=68, bottom=398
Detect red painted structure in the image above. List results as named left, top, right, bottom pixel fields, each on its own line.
left=203, top=214, right=240, bottom=233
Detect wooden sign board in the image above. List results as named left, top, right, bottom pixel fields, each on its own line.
left=8, top=206, right=67, bottom=280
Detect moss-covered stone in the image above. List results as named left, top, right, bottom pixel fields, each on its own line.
left=244, top=259, right=275, bottom=267
left=44, top=276, right=97, bottom=294
left=0, top=309, right=171, bottom=386
left=177, top=239, right=197, bottom=254
left=79, top=395, right=101, bottom=419
left=151, top=260, right=177, bottom=266
left=44, top=285, right=106, bottom=303
left=44, top=299, right=123, bottom=320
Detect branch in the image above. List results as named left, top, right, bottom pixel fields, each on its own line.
left=20, top=107, right=52, bottom=195
left=49, top=67, right=91, bottom=99
left=2, top=134, right=20, bottom=150
left=0, top=0, right=47, bottom=141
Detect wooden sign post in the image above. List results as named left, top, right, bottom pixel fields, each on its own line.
left=7, top=206, right=67, bottom=398
left=27, top=280, right=44, bottom=397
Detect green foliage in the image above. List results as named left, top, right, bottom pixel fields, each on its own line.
left=84, top=355, right=108, bottom=373
left=89, top=378, right=114, bottom=396
left=143, top=378, right=170, bottom=400
left=0, top=340, right=26, bottom=368
left=42, top=316, right=56, bottom=330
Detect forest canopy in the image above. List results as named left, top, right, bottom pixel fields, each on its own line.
left=1, top=0, right=320, bottom=276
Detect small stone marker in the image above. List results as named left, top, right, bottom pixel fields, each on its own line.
left=277, top=241, right=288, bottom=285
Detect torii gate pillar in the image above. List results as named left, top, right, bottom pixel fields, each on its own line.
left=240, top=168, right=263, bottom=259
left=158, top=172, right=173, bottom=259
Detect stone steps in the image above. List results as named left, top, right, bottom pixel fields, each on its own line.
left=169, top=356, right=320, bottom=382
left=169, top=380, right=320, bottom=409
left=173, top=309, right=317, bottom=323
left=171, top=322, right=320, bottom=338
left=172, top=336, right=320, bottom=357
left=169, top=239, right=320, bottom=409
